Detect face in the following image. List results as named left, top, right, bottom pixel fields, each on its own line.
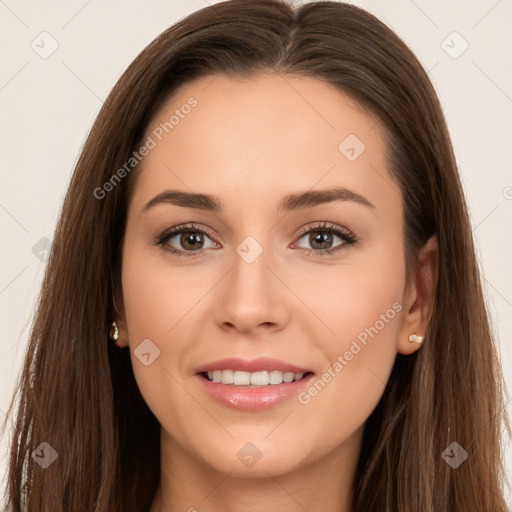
left=116, top=72, right=427, bottom=478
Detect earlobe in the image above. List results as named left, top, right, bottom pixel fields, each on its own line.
left=397, top=235, right=439, bottom=355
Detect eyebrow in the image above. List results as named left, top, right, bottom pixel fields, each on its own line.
left=141, top=186, right=374, bottom=213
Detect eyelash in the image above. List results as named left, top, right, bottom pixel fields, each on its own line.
left=155, top=221, right=358, bottom=258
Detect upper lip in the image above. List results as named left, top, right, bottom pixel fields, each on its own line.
left=195, top=357, right=313, bottom=374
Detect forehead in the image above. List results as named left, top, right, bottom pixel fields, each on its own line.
left=129, top=72, right=400, bottom=219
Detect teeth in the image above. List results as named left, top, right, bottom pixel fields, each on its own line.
left=205, top=369, right=307, bottom=386
left=221, top=369, right=234, bottom=385
left=235, top=371, right=251, bottom=385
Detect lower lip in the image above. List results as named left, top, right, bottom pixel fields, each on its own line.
left=196, top=373, right=315, bottom=411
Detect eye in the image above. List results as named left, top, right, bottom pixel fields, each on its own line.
left=156, top=223, right=218, bottom=256
left=294, top=222, right=357, bottom=256
left=155, top=221, right=357, bottom=258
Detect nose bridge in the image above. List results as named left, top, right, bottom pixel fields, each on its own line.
left=214, top=231, right=287, bottom=332
left=234, top=235, right=271, bottom=290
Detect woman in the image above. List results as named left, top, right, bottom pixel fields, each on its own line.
left=3, top=1, right=510, bottom=510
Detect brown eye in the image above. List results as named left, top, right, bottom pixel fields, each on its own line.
left=177, top=232, right=206, bottom=251
left=164, top=230, right=216, bottom=252
left=303, top=231, right=337, bottom=250
left=294, top=222, right=357, bottom=256
left=156, top=223, right=218, bottom=255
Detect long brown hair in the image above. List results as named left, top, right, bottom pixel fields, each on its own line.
left=3, top=1, right=510, bottom=510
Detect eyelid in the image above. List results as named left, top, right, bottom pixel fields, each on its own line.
left=291, top=221, right=357, bottom=256
left=156, top=222, right=218, bottom=245
left=295, top=221, right=355, bottom=240
left=156, top=221, right=358, bottom=256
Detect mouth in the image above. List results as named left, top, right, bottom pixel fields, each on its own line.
left=194, top=357, right=316, bottom=409
left=199, top=369, right=315, bottom=387
left=196, top=369, right=316, bottom=410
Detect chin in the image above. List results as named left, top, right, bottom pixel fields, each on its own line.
left=195, top=437, right=309, bottom=477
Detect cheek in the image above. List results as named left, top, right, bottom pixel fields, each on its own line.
left=119, top=248, right=196, bottom=414
left=121, top=240, right=216, bottom=342
left=299, top=241, right=405, bottom=343
left=295, top=252, right=405, bottom=429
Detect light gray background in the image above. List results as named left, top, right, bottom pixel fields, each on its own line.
left=1, top=0, right=511, bottom=503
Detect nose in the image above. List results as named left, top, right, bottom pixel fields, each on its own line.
left=213, top=241, right=290, bottom=335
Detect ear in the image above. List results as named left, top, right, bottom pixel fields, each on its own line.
left=397, top=235, right=438, bottom=355
left=112, top=282, right=130, bottom=348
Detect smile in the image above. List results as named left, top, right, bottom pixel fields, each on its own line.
left=202, top=369, right=310, bottom=386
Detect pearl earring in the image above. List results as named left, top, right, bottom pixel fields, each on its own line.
left=408, top=333, right=424, bottom=344
left=110, top=321, right=119, bottom=342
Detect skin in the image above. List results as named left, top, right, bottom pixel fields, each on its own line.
left=114, top=72, right=438, bottom=512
